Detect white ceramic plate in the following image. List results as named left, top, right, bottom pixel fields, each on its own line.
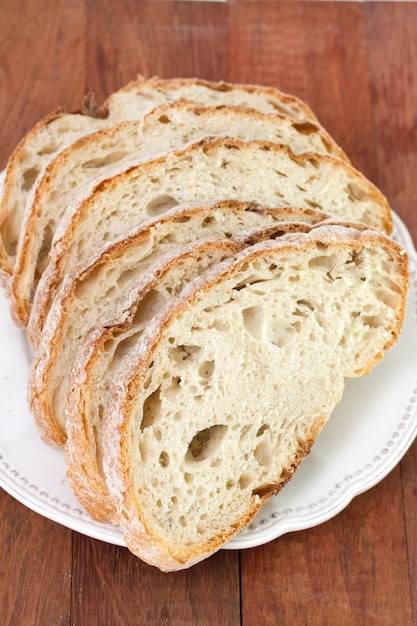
left=1, top=166, right=416, bottom=549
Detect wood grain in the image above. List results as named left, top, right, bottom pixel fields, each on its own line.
left=0, top=1, right=417, bottom=624
left=0, top=0, right=86, bottom=169
left=228, top=1, right=377, bottom=177
left=85, top=0, right=228, bottom=102
left=365, top=2, right=417, bottom=231
left=240, top=466, right=414, bottom=626
left=71, top=533, right=240, bottom=626
left=0, top=490, right=71, bottom=626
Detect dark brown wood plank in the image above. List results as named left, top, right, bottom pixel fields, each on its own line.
left=0, top=0, right=87, bottom=169
left=401, top=441, right=417, bottom=624
left=71, top=532, right=240, bottom=626
left=0, top=490, right=72, bottom=626
left=364, top=2, right=417, bottom=235
left=240, top=466, right=413, bottom=625
left=85, top=0, right=229, bottom=103
left=227, top=1, right=377, bottom=177
left=364, top=9, right=417, bottom=621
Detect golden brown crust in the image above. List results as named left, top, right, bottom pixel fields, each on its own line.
left=9, top=100, right=348, bottom=329
left=25, top=134, right=393, bottom=347
left=110, top=75, right=320, bottom=123
left=28, top=203, right=328, bottom=448
left=0, top=111, right=66, bottom=275
left=106, top=227, right=408, bottom=570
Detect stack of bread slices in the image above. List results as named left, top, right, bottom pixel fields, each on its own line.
left=0, top=76, right=409, bottom=571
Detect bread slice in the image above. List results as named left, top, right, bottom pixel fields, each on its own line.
left=28, top=201, right=328, bottom=448
left=65, top=215, right=347, bottom=523
left=8, top=99, right=348, bottom=327
left=65, top=237, right=258, bottom=523
left=0, top=76, right=319, bottom=277
left=98, top=226, right=408, bottom=571
left=27, top=137, right=393, bottom=348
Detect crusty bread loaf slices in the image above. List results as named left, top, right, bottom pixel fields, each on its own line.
left=0, top=76, right=319, bottom=277
left=66, top=216, right=357, bottom=523
left=97, top=225, right=408, bottom=571
left=29, top=201, right=328, bottom=448
left=27, top=137, right=393, bottom=348
left=65, top=237, right=260, bottom=523
left=63, top=215, right=372, bottom=523
left=8, top=100, right=348, bottom=328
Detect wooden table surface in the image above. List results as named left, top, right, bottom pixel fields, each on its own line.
left=1, top=1, right=416, bottom=624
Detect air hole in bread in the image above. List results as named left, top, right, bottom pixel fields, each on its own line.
left=38, top=143, right=58, bottom=156
left=172, top=215, right=192, bottom=224
left=242, top=305, right=264, bottom=339
left=239, top=474, right=253, bottom=490
left=240, top=425, right=252, bottom=441
left=198, top=360, right=215, bottom=380
left=146, top=194, right=179, bottom=216
left=81, top=151, right=129, bottom=169
left=131, top=290, right=168, bottom=328
left=22, top=167, right=40, bottom=191
left=113, top=335, right=140, bottom=362
left=170, top=344, right=202, bottom=365
left=304, top=199, right=323, bottom=210
left=116, top=267, right=142, bottom=288
left=346, top=249, right=364, bottom=267
left=293, top=299, right=315, bottom=316
left=201, top=216, right=217, bottom=228
left=291, top=121, right=319, bottom=136
left=185, top=425, right=228, bottom=464
left=233, top=272, right=266, bottom=291
left=270, top=325, right=296, bottom=348
left=308, top=254, right=339, bottom=271
left=268, top=100, right=292, bottom=115
left=376, top=288, right=399, bottom=309
left=37, top=222, right=54, bottom=275
left=159, top=451, right=170, bottom=468
left=274, top=169, right=288, bottom=178
left=141, top=387, right=161, bottom=431
left=256, top=424, right=269, bottom=437
left=346, top=182, right=372, bottom=203
left=164, top=377, right=182, bottom=399
left=254, top=441, right=273, bottom=467
left=363, top=314, right=385, bottom=328
left=158, top=233, right=177, bottom=244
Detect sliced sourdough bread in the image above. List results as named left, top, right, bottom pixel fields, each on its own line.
left=0, top=76, right=319, bottom=277
left=66, top=216, right=350, bottom=523
left=65, top=237, right=255, bottom=523
left=27, top=137, right=393, bottom=347
left=99, top=225, right=408, bottom=571
left=28, top=202, right=328, bottom=448
left=8, top=99, right=348, bottom=327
